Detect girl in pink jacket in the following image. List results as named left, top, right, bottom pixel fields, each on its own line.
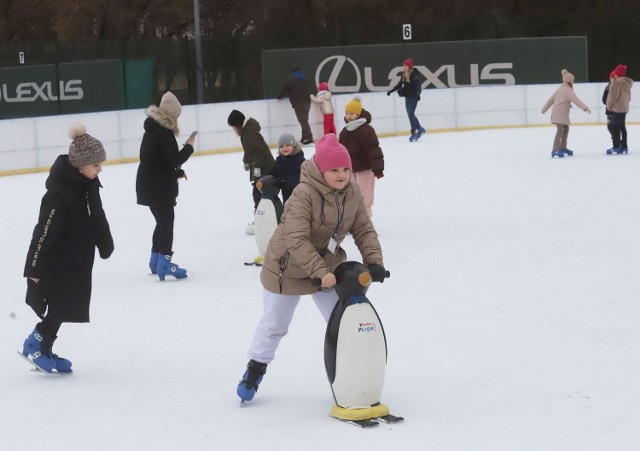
left=542, top=69, right=591, bottom=158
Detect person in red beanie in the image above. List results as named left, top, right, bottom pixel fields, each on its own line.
left=236, top=133, right=386, bottom=403
left=310, top=81, right=336, bottom=135
left=387, top=58, right=426, bottom=141
left=605, top=64, right=633, bottom=154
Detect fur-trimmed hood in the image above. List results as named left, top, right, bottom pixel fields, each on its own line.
left=146, top=105, right=179, bottom=135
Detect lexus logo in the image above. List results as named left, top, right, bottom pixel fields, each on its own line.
left=315, top=54, right=516, bottom=92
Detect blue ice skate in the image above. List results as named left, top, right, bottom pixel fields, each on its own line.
left=551, top=150, right=565, bottom=158
left=156, top=253, right=187, bottom=281
left=414, top=127, right=426, bottom=141
left=22, top=328, right=58, bottom=373
left=149, top=250, right=159, bottom=274
left=606, top=147, right=621, bottom=155
left=408, top=133, right=417, bottom=142
left=237, top=360, right=267, bottom=402
left=619, top=147, right=628, bottom=154
left=562, top=148, right=574, bottom=156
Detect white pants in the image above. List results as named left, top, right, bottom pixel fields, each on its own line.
left=247, top=289, right=339, bottom=364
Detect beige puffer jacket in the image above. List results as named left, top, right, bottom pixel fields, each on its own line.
left=260, top=158, right=383, bottom=295
left=310, top=90, right=335, bottom=115
left=606, top=77, right=633, bottom=113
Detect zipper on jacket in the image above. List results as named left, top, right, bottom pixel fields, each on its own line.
left=277, top=250, right=290, bottom=293
left=85, top=191, right=92, bottom=216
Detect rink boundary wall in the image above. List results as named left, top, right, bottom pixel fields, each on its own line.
left=0, top=82, right=634, bottom=177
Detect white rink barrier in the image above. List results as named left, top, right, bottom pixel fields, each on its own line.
left=0, top=82, right=633, bottom=175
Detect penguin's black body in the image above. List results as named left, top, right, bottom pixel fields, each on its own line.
left=324, top=261, right=390, bottom=419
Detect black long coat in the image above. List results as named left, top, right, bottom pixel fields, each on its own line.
left=240, top=118, right=275, bottom=182
left=136, top=108, right=194, bottom=207
left=24, top=155, right=114, bottom=322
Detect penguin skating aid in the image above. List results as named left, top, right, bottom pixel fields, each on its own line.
left=322, top=261, right=404, bottom=427
left=245, top=175, right=283, bottom=266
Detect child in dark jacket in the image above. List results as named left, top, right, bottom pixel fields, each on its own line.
left=338, top=97, right=385, bottom=217
left=228, top=109, right=276, bottom=235
left=269, top=133, right=305, bottom=204
left=21, top=123, right=114, bottom=374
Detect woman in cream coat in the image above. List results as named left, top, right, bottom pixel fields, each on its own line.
left=542, top=69, right=591, bottom=158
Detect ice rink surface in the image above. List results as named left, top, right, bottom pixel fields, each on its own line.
left=2, top=124, right=639, bottom=450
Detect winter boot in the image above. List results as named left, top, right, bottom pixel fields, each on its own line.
left=149, top=250, right=159, bottom=274
left=551, top=150, right=565, bottom=158
left=156, top=253, right=188, bottom=281
left=237, top=359, right=267, bottom=402
left=606, top=147, right=621, bottom=155
left=22, top=328, right=56, bottom=373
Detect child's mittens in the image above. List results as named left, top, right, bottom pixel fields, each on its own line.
left=373, top=170, right=384, bottom=179
left=367, top=264, right=388, bottom=283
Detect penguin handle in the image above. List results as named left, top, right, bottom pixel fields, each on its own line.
left=384, top=270, right=391, bottom=279
left=311, top=278, right=322, bottom=289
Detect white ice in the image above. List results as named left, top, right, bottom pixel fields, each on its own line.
left=2, top=125, right=640, bottom=450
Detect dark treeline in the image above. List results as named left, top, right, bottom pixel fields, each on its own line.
left=0, top=0, right=638, bottom=102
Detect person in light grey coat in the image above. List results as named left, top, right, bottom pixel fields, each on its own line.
left=542, top=69, right=591, bottom=158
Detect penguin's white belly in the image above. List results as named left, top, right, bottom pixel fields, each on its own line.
left=332, top=303, right=386, bottom=408
left=254, top=199, right=279, bottom=256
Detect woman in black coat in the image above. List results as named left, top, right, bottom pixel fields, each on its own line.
left=21, top=123, right=114, bottom=374
left=136, top=91, right=194, bottom=280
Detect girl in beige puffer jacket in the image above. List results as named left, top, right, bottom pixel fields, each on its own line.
left=236, top=133, right=386, bottom=403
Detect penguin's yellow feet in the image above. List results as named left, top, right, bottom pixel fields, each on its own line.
left=330, top=403, right=389, bottom=421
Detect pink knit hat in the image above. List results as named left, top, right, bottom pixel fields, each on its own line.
left=313, top=134, right=352, bottom=173
left=403, top=58, right=414, bottom=69
left=318, top=82, right=328, bottom=91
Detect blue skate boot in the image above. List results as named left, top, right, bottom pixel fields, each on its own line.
left=22, top=328, right=56, bottom=373
left=618, top=147, right=628, bottom=154
left=156, top=253, right=187, bottom=281
left=562, top=148, right=574, bottom=156
left=606, top=147, right=621, bottom=155
left=408, top=132, right=417, bottom=142
left=414, top=126, right=426, bottom=141
left=149, top=250, right=159, bottom=274
left=237, top=360, right=267, bottom=402
left=551, top=150, right=565, bottom=158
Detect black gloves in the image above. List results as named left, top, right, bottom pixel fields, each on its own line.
left=386, top=90, right=392, bottom=96
left=368, top=264, right=387, bottom=283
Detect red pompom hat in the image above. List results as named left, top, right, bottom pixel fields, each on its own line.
left=613, top=64, right=627, bottom=77
left=403, top=58, right=414, bottom=69
left=318, top=82, right=328, bottom=91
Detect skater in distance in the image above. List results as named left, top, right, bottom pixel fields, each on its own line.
left=387, top=58, right=426, bottom=142
left=21, top=123, right=114, bottom=374
left=604, top=64, right=633, bottom=155
left=541, top=69, right=591, bottom=158
left=237, top=133, right=387, bottom=403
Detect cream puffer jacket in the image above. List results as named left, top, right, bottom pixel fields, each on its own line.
left=260, top=158, right=383, bottom=295
left=310, top=90, right=335, bottom=115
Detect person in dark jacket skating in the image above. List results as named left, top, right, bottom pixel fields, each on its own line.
left=21, top=123, right=114, bottom=374
left=278, top=67, right=314, bottom=144
left=228, top=109, right=276, bottom=235
left=136, top=91, right=194, bottom=280
left=268, top=133, right=305, bottom=205
left=387, top=58, right=425, bottom=141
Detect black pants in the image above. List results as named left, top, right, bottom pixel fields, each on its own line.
left=37, top=316, right=62, bottom=354
left=252, top=183, right=261, bottom=210
left=149, top=203, right=175, bottom=255
left=610, top=112, right=628, bottom=148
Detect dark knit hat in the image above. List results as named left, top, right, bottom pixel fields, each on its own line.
left=68, top=123, right=106, bottom=168
left=227, top=109, right=245, bottom=126
left=313, top=133, right=352, bottom=173
left=403, top=58, right=414, bottom=69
